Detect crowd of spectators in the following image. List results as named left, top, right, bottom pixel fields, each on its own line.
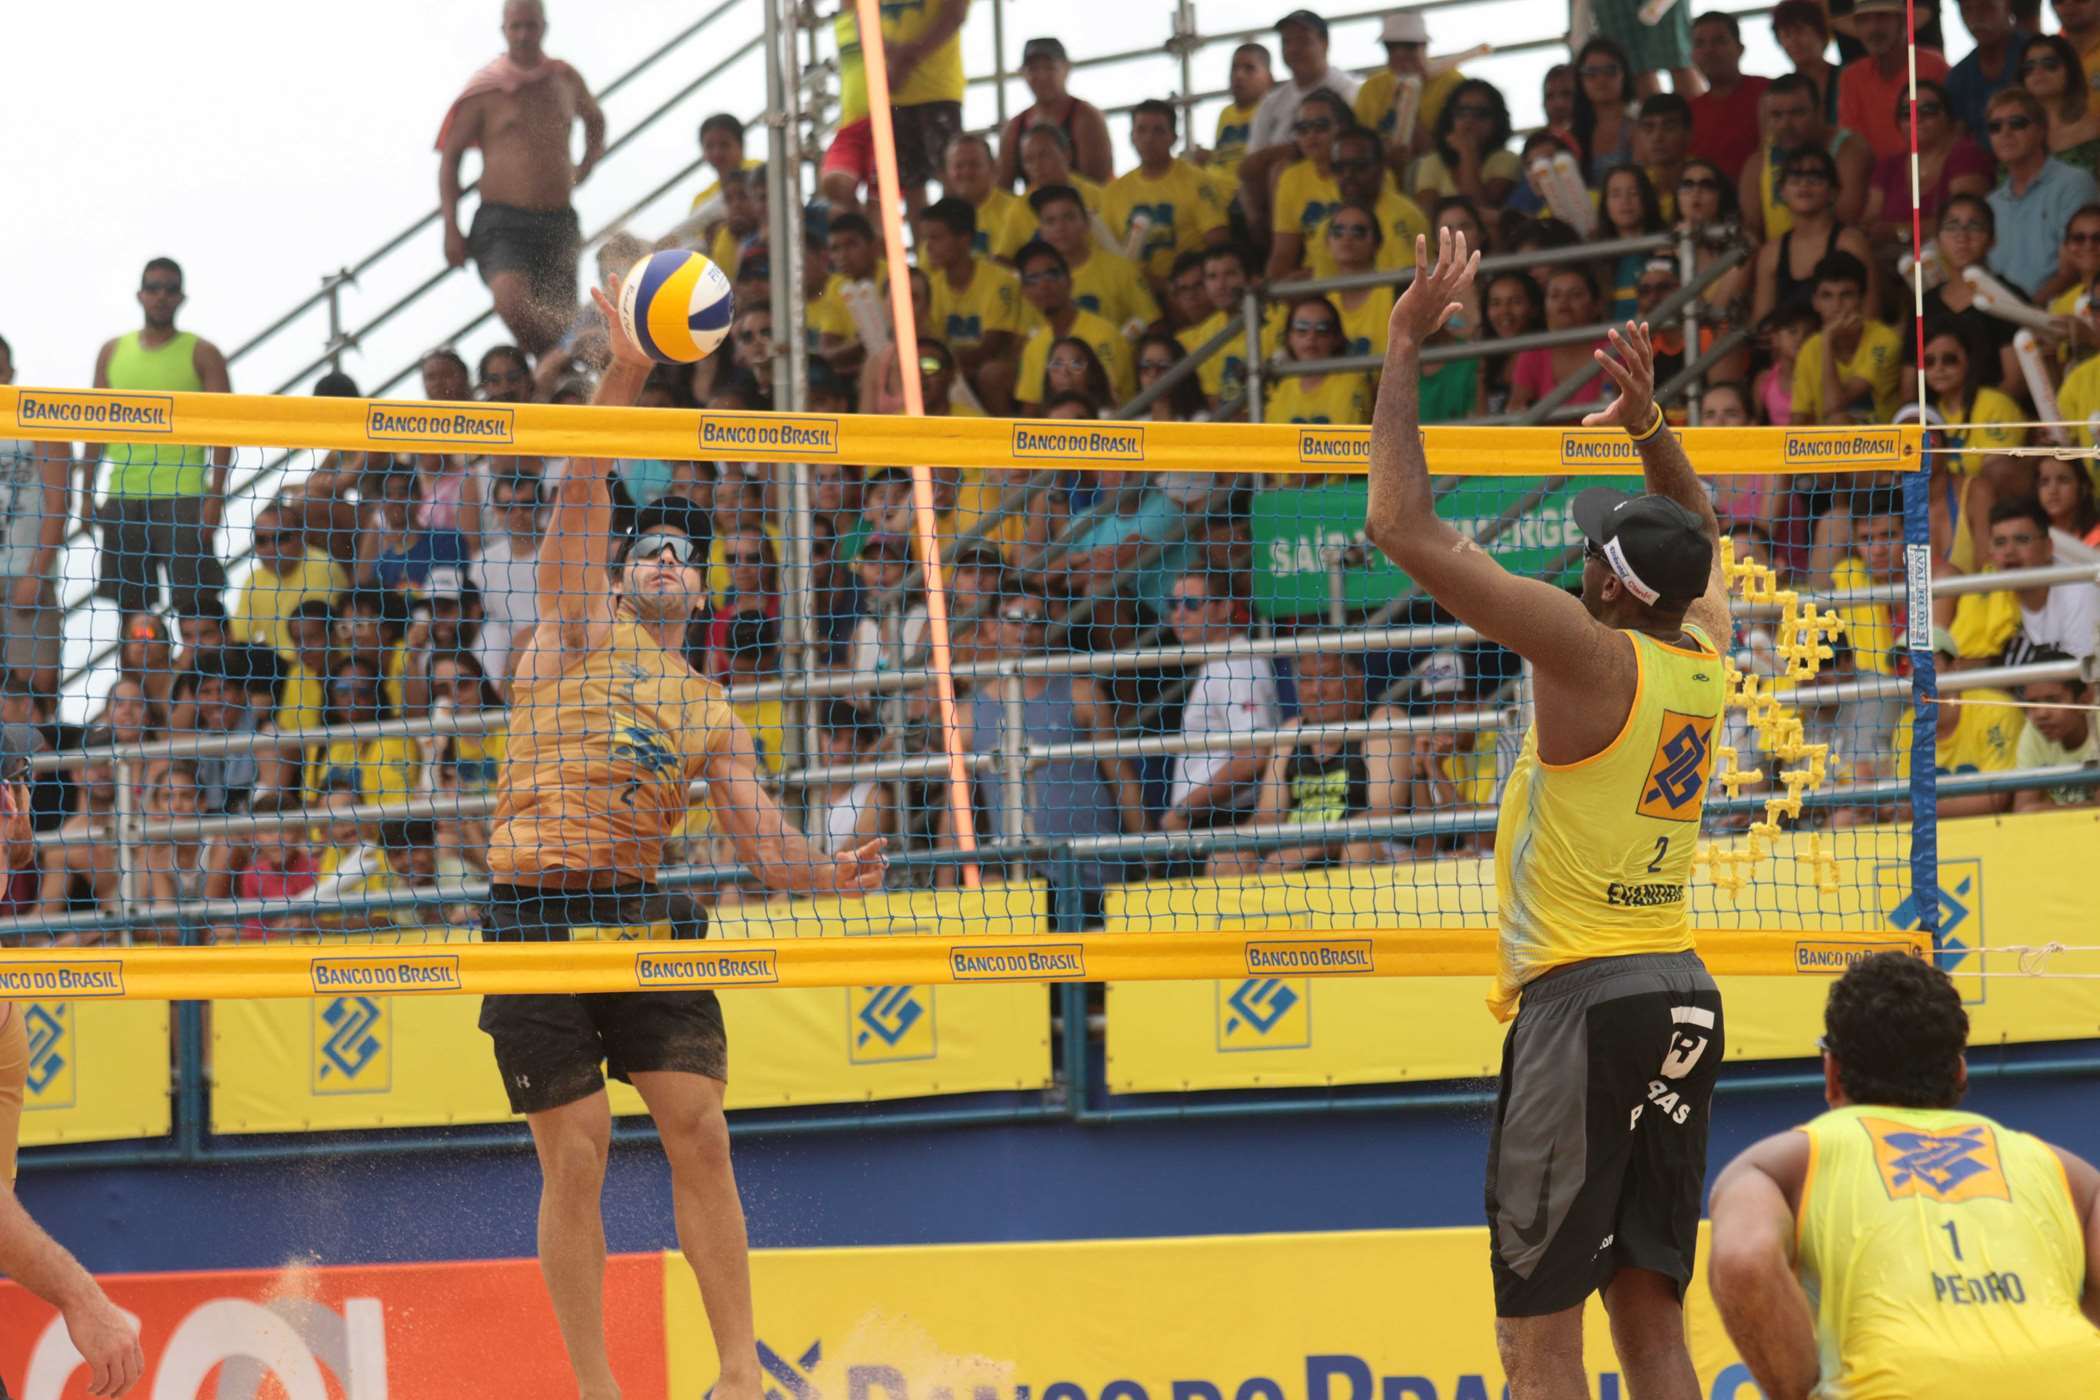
left=6, top=0, right=2100, bottom=938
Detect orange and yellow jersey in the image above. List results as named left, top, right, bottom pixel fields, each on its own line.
left=490, top=618, right=739, bottom=884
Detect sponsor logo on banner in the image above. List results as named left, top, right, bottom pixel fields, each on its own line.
left=635, top=948, right=781, bottom=987
left=309, top=956, right=461, bottom=994
left=1009, top=423, right=1144, bottom=462
left=364, top=404, right=515, bottom=446
left=1558, top=431, right=1642, bottom=466
left=21, top=1003, right=74, bottom=1109
left=1881, top=857, right=1985, bottom=1003
left=1295, top=427, right=1370, bottom=467
left=1218, top=977, right=1311, bottom=1051
left=949, top=944, right=1086, bottom=980
left=1242, top=939, right=1374, bottom=974
left=1634, top=711, right=1715, bottom=822
left=0, top=962, right=124, bottom=998
left=312, top=995, right=390, bottom=1094
left=698, top=413, right=840, bottom=455
left=849, top=986, right=936, bottom=1063
left=1792, top=939, right=1926, bottom=973
left=13, top=390, right=173, bottom=433
left=1782, top=430, right=1905, bottom=467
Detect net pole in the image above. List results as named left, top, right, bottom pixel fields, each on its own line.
left=852, top=0, right=981, bottom=886
left=1901, top=1, right=1941, bottom=944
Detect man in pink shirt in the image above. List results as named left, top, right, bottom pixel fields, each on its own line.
left=1839, top=0, right=1950, bottom=163
left=1686, top=12, right=1770, bottom=181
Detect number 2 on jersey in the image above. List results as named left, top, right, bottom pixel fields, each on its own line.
left=1647, top=836, right=1670, bottom=873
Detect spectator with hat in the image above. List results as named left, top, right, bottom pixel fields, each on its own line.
left=1238, top=10, right=1364, bottom=237
left=995, top=36, right=1114, bottom=188
left=1353, top=11, right=1467, bottom=178
left=1839, top=0, right=1951, bottom=164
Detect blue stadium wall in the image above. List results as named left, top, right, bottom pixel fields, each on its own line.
left=23, top=1051, right=2100, bottom=1274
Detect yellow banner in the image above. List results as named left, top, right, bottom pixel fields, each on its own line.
left=0, top=387, right=1914, bottom=477
left=210, top=887, right=1053, bottom=1133
left=1106, top=815, right=2087, bottom=1093
left=665, top=1225, right=1751, bottom=1396
left=17, top=1000, right=170, bottom=1147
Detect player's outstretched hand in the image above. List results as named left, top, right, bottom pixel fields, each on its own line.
left=589, top=272, right=655, bottom=372
left=828, top=837, right=890, bottom=897
left=65, top=1293, right=142, bottom=1397
left=1389, top=226, right=1481, bottom=350
left=1581, top=321, right=1659, bottom=432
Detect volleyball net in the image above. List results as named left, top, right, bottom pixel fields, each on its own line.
left=0, top=389, right=1973, bottom=996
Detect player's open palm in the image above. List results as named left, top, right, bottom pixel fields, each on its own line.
left=589, top=272, right=655, bottom=372
left=1581, top=322, right=1659, bottom=432
left=1389, top=226, right=1481, bottom=349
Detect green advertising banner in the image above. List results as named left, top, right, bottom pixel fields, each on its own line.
left=1251, top=476, right=1645, bottom=618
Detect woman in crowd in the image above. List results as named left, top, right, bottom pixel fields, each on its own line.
left=1323, top=202, right=1394, bottom=363
left=2022, top=35, right=2100, bottom=175
left=357, top=466, right=466, bottom=594
left=704, top=530, right=781, bottom=681
left=1263, top=295, right=1372, bottom=427
left=1675, top=156, right=1753, bottom=382
left=1475, top=270, right=1543, bottom=415
left=1919, top=194, right=2023, bottom=395
left=1865, top=80, right=1990, bottom=243
left=1570, top=37, right=1637, bottom=183
left=1268, top=88, right=1353, bottom=282
left=137, top=766, right=208, bottom=938
left=1133, top=332, right=1209, bottom=421
left=809, top=701, right=895, bottom=856
left=2036, top=455, right=2100, bottom=558
left=1751, top=147, right=1875, bottom=325
left=1599, top=164, right=1669, bottom=320
left=1505, top=267, right=1609, bottom=413
left=117, top=611, right=177, bottom=713
left=1043, top=337, right=1117, bottom=411
left=1697, top=381, right=1774, bottom=529
left=1408, top=79, right=1518, bottom=208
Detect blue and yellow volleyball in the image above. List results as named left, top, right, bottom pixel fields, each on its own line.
left=618, top=249, right=734, bottom=364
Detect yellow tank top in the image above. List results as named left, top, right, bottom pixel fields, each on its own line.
left=489, top=619, right=738, bottom=884
left=1797, top=1104, right=2100, bottom=1399
left=1491, top=625, right=1723, bottom=1019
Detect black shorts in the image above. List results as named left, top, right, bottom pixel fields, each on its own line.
left=1484, top=951, right=1724, bottom=1317
left=893, top=101, right=963, bottom=190
left=467, top=201, right=583, bottom=301
left=478, top=883, right=726, bottom=1115
left=95, top=493, right=228, bottom=619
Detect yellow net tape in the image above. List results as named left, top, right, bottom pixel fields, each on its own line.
left=1, top=388, right=1921, bottom=476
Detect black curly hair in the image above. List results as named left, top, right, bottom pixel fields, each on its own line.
left=1824, top=952, right=1969, bottom=1109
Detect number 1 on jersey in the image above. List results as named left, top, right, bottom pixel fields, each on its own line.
left=1942, top=1220, right=1963, bottom=1260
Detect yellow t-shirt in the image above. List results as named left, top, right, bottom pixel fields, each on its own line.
left=1211, top=100, right=1261, bottom=179
left=1016, top=309, right=1137, bottom=406
left=450, top=727, right=509, bottom=794
left=1938, top=386, right=2027, bottom=468
left=1102, top=159, right=1229, bottom=282
left=1271, top=161, right=1343, bottom=244
left=1180, top=307, right=1285, bottom=401
left=279, top=661, right=327, bottom=737
left=1353, top=66, right=1466, bottom=151
left=1491, top=626, right=1723, bottom=1020
left=1406, top=148, right=1522, bottom=200
left=2053, top=352, right=2100, bottom=460
left=1792, top=320, right=1903, bottom=424
left=1796, top=1104, right=2100, bottom=1397
left=731, top=696, right=787, bottom=775
left=687, top=156, right=765, bottom=214
left=708, top=222, right=741, bottom=282
left=926, top=256, right=1024, bottom=351
left=835, top=1, right=967, bottom=121
left=232, top=551, right=347, bottom=660
left=1028, top=172, right=1105, bottom=215
left=1263, top=372, right=1372, bottom=425
left=1891, top=687, right=2025, bottom=780
left=1308, top=187, right=1430, bottom=279
left=1065, top=246, right=1161, bottom=332
left=1829, top=555, right=1898, bottom=676
left=305, top=735, right=421, bottom=809
left=1948, top=587, right=2022, bottom=661
left=971, top=187, right=1035, bottom=263
left=1334, top=286, right=1395, bottom=362
left=1432, top=729, right=1502, bottom=807
left=948, top=469, right=1032, bottom=553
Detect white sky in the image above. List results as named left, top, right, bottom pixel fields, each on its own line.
left=0, top=0, right=1937, bottom=402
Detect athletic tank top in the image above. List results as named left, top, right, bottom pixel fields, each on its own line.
left=1796, top=1103, right=2100, bottom=1398
left=1283, top=740, right=1368, bottom=824
left=490, top=617, right=738, bottom=883
left=1773, top=226, right=1832, bottom=312
left=103, top=330, right=209, bottom=498
left=1490, top=624, right=1723, bottom=1020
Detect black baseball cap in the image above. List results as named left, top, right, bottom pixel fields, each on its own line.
left=1277, top=9, right=1328, bottom=39
left=1571, top=487, right=1713, bottom=607
left=618, top=494, right=710, bottom=563
left=0, top=723, right=44, bottom=783
left=1022, top=37, right=1068, bottom=63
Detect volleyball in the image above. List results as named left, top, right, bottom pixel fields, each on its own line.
left=618, top=249, right=734, bottom=364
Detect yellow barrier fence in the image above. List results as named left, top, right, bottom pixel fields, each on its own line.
left=17, top=999, right=170, bottom=1148
left=1, top=387, right=1920, bottom=476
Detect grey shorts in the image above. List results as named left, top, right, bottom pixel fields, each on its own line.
left=95, top=493, right=226, bottom=619
left=1485, top=951, right=1724, bottom=1316
left=468, top=201, right=583, bottom=302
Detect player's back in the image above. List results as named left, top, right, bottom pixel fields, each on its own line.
left=1798, top=1103, right=2100, bottom=1398
left=1490, top=624, right=1724, bottom=1017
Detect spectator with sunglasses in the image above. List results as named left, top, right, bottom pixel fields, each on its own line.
left=1751, top=148, right=1877, bottom=327
left=231, top=504, right=347, bottom=664
left=1013, top=241, right=1133, bottom=411
left=1408, top=78, right=1517, bottom=209
left=1985, top=86, right=2099, bottom=296
left=1324, top=203, right=1394, bottom=362
left=1675, top=158, right=1753, bottom=381
left=1739, top=73, right=1872, bottom=241
left=1570, top=37, right=1638, bottom=185
left=2023, top=34, right=2100, bottom=174
left=1238, top=10, right=1362, bottom=232
left=1266, top=88, right=1354, bottom=283
left=1866, top=79, right=1993, bottom=243
left=1264, top=295, right=1371, bottom=428
left=1309, top=126, right=1428, bottom=279
left=1132, top=332, right=1210, bottom=421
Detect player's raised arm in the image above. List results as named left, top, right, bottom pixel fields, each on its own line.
left=1582, top=322, right=1732, bottom=643
left=1363, top=229, right=1606, bottom=677
left=538, top=274, right=649, bottom=635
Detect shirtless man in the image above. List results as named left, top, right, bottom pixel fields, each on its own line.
left=438, top=0, right=606, bottom=356
left=39, top=739, right=120, bottom=930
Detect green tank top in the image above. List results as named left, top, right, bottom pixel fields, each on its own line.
left=103, top=331, right=208, bottom=499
